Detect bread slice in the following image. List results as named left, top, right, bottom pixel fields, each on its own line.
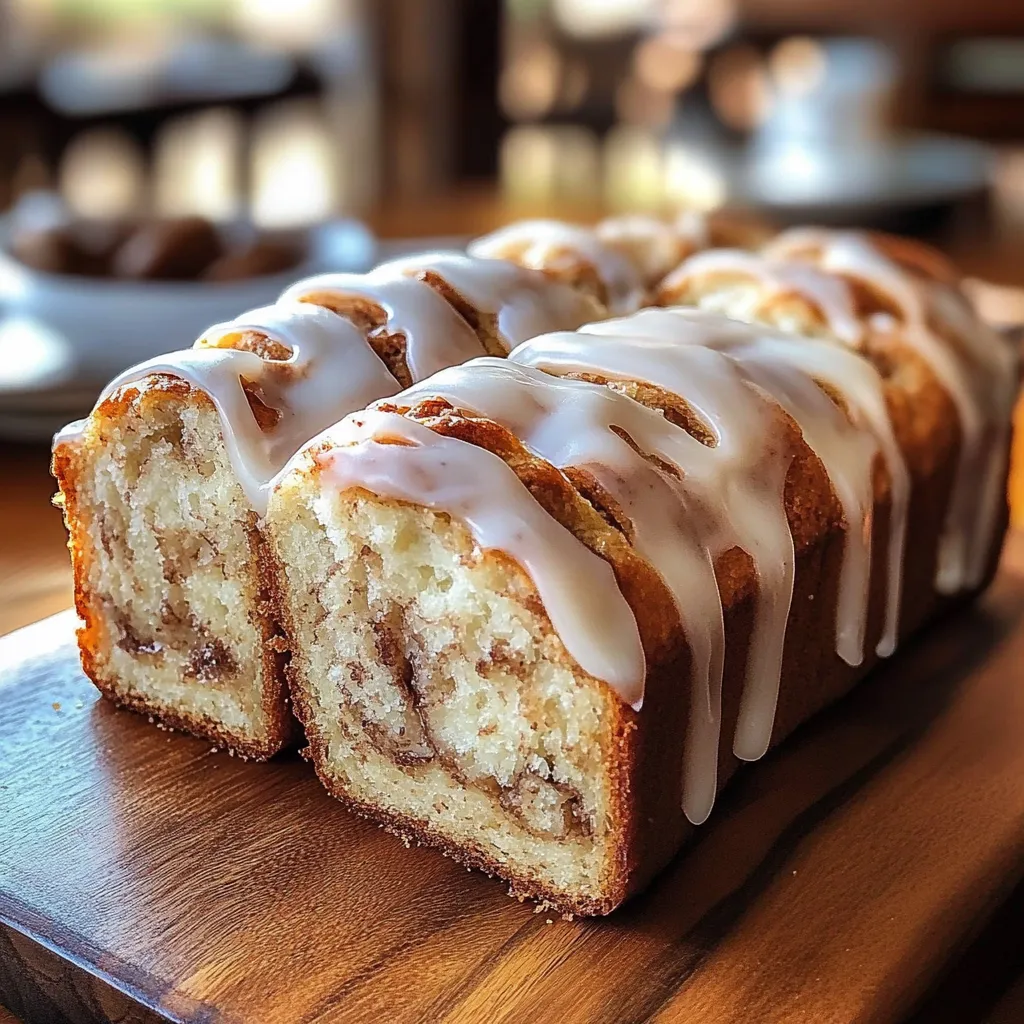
left=268, top=403, right=674, bottom=914
left=53, top=376, right=296, bottom=757
left=267, top=289, right=1014, bottom=913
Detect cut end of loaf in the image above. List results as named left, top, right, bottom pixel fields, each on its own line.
left=52, top=380, right=296, bottom=758
left=268, top=457, right=630, bottom=914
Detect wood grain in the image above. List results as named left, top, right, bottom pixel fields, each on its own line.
left=1, top=538, right=1024, bottom=1024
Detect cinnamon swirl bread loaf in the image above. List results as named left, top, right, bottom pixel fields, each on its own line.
left=51, top=240, right=609, bottom=757
left=267, top=286, right=1015, bottom=913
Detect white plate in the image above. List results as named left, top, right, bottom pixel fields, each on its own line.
left=0, top=217, right=376, bottom=440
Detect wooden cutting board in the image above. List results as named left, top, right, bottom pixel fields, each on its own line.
left=3, top=536, right=1024, bottom=1024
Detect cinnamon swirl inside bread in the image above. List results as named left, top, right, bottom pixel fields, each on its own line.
left=266, top=293, right=1015, bottom=913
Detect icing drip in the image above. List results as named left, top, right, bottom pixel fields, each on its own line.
left=315, top=409, right=646, bottom=699
left=468, top=219, right=647, bottom=315
left=58, top=247, right=607, bottom=517
left=764, top=228, right=1018, bottom=592
left=369, top=307, right=903, bottom=822
left=571, top=308, right=908, bottom=664
left=70, top=303, right=398, bottom=514
left=281, top=262, right=485, bottom=380
left=514, top=311, right=903, bottom=788
left=380, top=251, right=602, bottom=352
left=395, top=352, right=789, bottom=824
left=661, top=248, right=865, bottom=346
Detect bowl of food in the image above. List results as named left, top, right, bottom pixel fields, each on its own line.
left=0, top=194, right=375, bottom=407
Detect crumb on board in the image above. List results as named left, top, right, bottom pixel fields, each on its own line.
left=51, top=702, right=61, bottom=712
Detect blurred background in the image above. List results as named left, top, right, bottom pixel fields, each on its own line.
left=1, top=0, right=1024, bottom=247
left=2, top=0, right=1024, bottom=635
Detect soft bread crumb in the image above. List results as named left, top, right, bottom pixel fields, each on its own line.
left=269, top=469, right=619, bottom=907
left=63, top=389, right=278, bottom=749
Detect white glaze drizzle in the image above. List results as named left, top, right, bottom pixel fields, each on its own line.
left=571, top=308, right=908, bottom=661
left=661, top=248, right=865, bottom=346
left=514, top=310, right=904, bottom=799
left=655, top=248, right=917, bottom=654
left=314, top=408, right=646, bottom=698
left=62, top=303, right=398, bottom=514
left=380, top=251, right=602, bottom=352
left=764, top=228, right=1018, bottom=592
left=58, top=250, right=607, bottom=516
left=468, top=219, right=647, bottom=315
left=595, top=213, right=706, bottom=285
left=281, top=262, right=485, bottom=380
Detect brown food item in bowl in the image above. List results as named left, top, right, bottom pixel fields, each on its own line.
left=112, top=216, right=225, bottom=281
left=203, top=238, right=304, bottom=282
left=9, top=226, right=90, bottom=276
left=11, top=213, right=306, bottom=283
left=10, top=220, right=134, bottom=277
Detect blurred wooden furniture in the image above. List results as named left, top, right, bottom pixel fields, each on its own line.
left=0, top=42, right=324, bottom=219
left=0, top=445, right=75, bottom=637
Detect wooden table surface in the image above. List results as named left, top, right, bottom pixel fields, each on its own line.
left=2, top=544, right=1024, bottom=1024
left=2, top=198, right=1024, bottom=1022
